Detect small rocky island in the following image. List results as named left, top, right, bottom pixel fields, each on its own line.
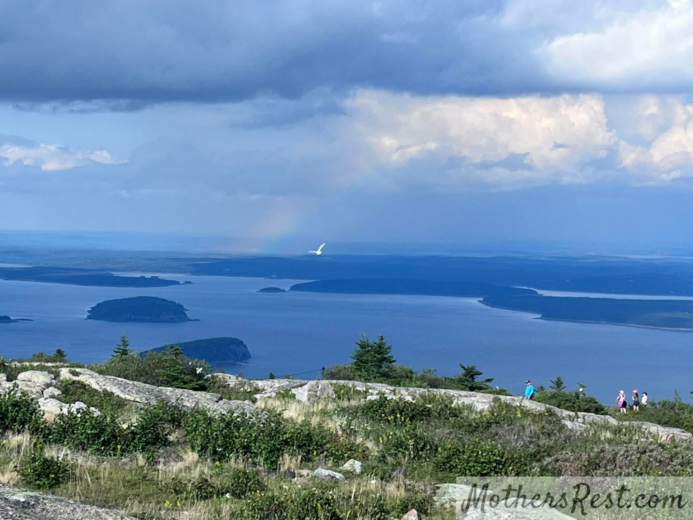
left=143, top=337, right=251, bottom=365
left=86, top=296, right=196, bottom=323
left=258, top=287, right=287, bottom=293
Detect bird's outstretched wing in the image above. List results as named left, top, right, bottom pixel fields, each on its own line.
left=317, top=243, right=326, bottom=253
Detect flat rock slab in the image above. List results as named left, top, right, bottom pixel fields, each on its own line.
left=0, top=484, right=135, bottom=520
left=59, top=368, right=255, bottom=415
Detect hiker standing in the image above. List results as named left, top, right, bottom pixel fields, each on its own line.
left=632, top=390, right=640, bottom=411
left=524, top=380, right=535, bottom=400
left=616, top=390, right=627, bottom=413
left=642, top=392, right=649, bottom=406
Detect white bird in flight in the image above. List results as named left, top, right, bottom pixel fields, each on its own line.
left=307, top=243, right=326, bottom=256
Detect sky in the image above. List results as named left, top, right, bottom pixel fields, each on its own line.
left=3, top=0, right=693, bottom=253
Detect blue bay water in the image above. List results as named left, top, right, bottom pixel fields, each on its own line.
left=1, top=274, right=692, bottom=402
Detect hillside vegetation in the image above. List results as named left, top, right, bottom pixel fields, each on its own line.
left=0, top=336, right=692, bottom=519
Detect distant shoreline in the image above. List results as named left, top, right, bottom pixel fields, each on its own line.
left=478, top=299, right=693, bottom=332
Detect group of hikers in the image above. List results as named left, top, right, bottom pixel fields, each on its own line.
left=522, top=380, right=649, bottom=413
left=616, top=389, right=648, bottom=413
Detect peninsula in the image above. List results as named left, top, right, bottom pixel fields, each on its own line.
left=481, top=294, right=693, bottom=330
left=0, top=267, right=187, bottom=287
left=290, top=278, right=537, bottom=298
left=258, top=287, right=287, bottom=293
left=86, top=296, right=196, bottom=323
left=143, top=337, right=251, bottom=365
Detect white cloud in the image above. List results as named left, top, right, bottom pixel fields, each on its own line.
left=541, top=0, right=693, bottom=88
left=618, top=100, right=693, bottom=181
left=346, top=90, right=618, bottom=187
left=0, top=143, right=123, bottom=171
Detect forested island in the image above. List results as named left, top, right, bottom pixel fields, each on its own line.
left=0, top=266, right=187, bottom=287
left=86, top=297, right=196, bottom=323
left=258, top=287, right=286, bottom=293
left=143, top=337, right=251, bottom=365
left=191, top=254, right=693, bottom=296
left=0, top=316, right=21, bottom=324
left=290, top=278, right=537, bottom=297
left=481, top=294, right=693, bottom=330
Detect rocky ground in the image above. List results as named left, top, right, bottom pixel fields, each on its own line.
left=0, top=484, right=136, bottom=520
left=0, top=369, right=689, bottom=519
left=219, top=375, right=693, bottom=442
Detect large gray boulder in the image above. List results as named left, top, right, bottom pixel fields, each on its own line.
left=37, top=398, right=98, bottom=422
left=0, top=371, right=58, bottom=399
left=16, top=371, right=55, bottom=386
left=313, top=468, right=345, bottom=480
left=292, top=380, right=334, bottom=402
left=58, top=368, right=254, bottom=415
left=0, top=484, right=135, bottom=520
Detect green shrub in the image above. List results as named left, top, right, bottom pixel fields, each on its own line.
left=535, top=391, right=607, bottom=415
left=47, top=409, right=126, bottom=456
left=377, top=424, right=438, bottom=461
left=14, top=349, right=69, bottom=364
left=225, top=467, right=266, bottom=498
left=163, top=469, right=264, bottom=501
left=207, top=378, right=259, bottom=403
left=47, top=402, right=179, bottom=458
left=59, top=380, right=128, bottom=415
left=127, top=402, right=181, bottom=458
left=358, top=395, right=432, bottom=424
left=323, top=363, right=358, bottom=380
left=613, top=397, right=693, bottom=432
left=395, top=492, right=434, bottom=516
left=185, top=408, right=341, bottom=469
left=0, top=392, right=45, bottom=434
left=0, top=358, right=23, bottom=382
left=19, top=449, right=70, bottom=490
left=331, top=384, right=366, bottom=401
left=93, top=346, right=210, bottom=391
left=275, top=388, right=296, bottom=400
left=434, top=439, right=522, bottom=477
left=237, top=483, right=414, bottom=520
left=548, top=440, right=693, bottom=477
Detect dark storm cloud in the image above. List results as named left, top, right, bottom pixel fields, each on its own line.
left=0, top=0, right=544, bottom=107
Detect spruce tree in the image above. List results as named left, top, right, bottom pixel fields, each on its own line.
left=113, top=335, right=132, bottom=358
left=550, top=376, right=566, bottom=392
left=350, top=335, right=395, bottom=381
left=457, top=364, right=493, bottom=391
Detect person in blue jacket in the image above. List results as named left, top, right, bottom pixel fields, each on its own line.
left=524, top=380, right=535, bottom=400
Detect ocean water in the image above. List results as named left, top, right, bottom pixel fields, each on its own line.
left=1, top=274, right=692, bottom=402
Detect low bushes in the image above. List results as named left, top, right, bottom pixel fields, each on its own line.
left=19, top=448, right=70, bottom=490
left=184, top=408, right=343, bottom=468
left=162, top=468, right=266, bottom=501
left=614, top=397, right=693, bottom=432
left=0, top=392, right=45, bottom=435
left=237, top=483, right=421, bottom=520
left=58, top=380, right=129, bottom=415
left=93, top=346, right=210, bottom=391
left=535, top=390, right=607, bottom=415
left=46, top=402, right=181, bottom=459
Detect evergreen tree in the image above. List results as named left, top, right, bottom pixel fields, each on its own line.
left=550, top=376, right=566, bottom=392
left=165, top=344, right=184, bottom=359
left=350, top=335, right=396, bottom=381
left=113, top=335, right=132, bottom=358
left=53, top=349, right=67, bottom=362
left=457, top=364, right=493, bottom=391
